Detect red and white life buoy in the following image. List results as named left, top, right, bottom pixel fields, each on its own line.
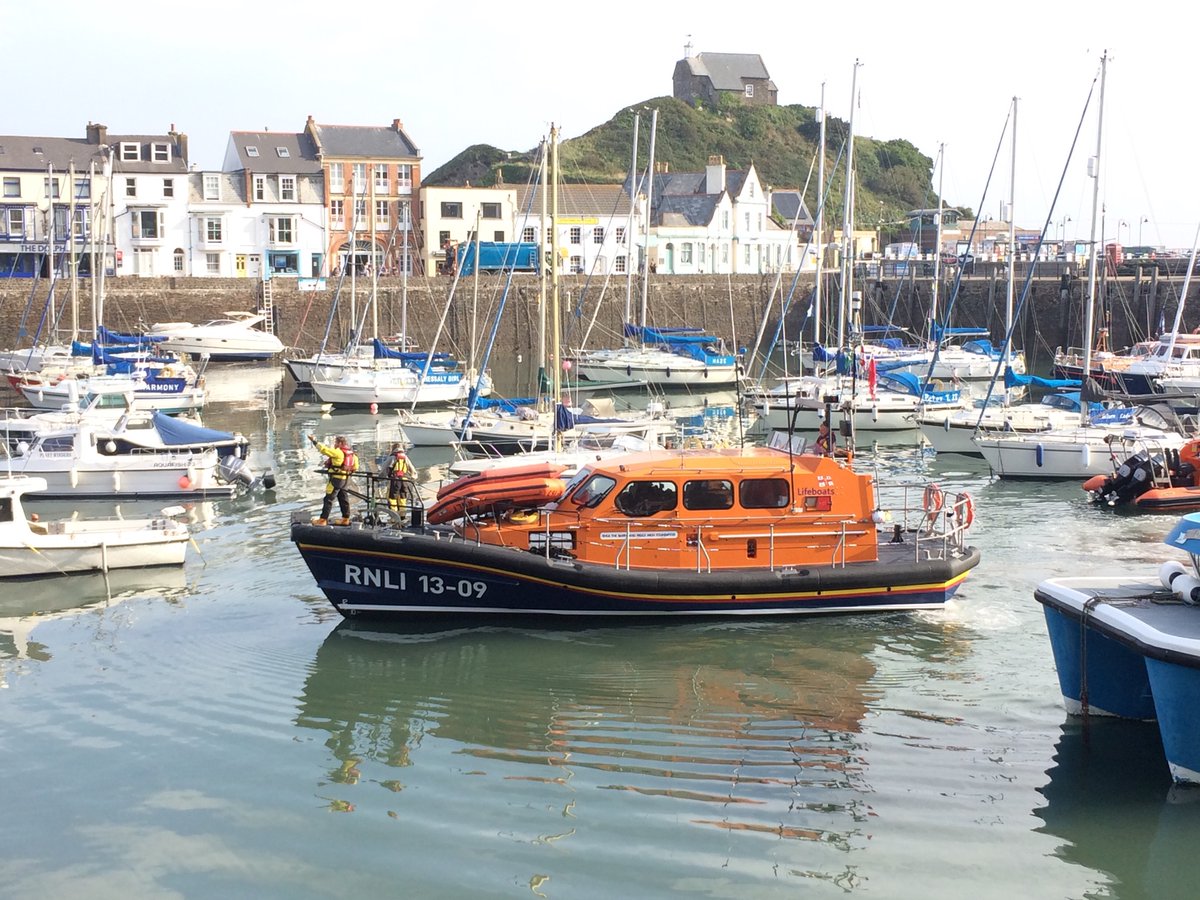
left=923, top=483, right=945, bottom=514
left=955, top=491, right=975, bottom=529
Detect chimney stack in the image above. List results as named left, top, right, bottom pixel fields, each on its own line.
left=86, top=122, right=108, bottom=145
left=705, top=155, right=726, bottom=194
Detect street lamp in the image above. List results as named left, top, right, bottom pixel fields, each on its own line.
left=1139, top=216, right=1149, bottom=246
left=1118, top=219, right=1128, bottom=243
left=1058, top=216, right=1072, bottom=244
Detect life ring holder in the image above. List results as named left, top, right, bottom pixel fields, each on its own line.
left=955, top=491, right=975, bottom=529
left=922, top=483, right=945, bottom=515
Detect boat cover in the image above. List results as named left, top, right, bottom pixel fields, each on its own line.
left=151, top=410, right=235, bottom=445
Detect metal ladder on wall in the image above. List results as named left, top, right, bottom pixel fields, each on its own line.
left=259, top=275, right=275, bottom=334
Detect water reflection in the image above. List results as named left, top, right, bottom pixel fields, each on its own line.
left=296, top=617, right=965, bottom=852
left=0, top=568, right=189, bottom=672
left=1035, top=721, right=1200, bottom=900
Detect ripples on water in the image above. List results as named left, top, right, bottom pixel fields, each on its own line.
left=3, top=371, right=1200, bottom=898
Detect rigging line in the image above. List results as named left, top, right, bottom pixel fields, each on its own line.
left=920, top=105, right=1013, bottom=390
left=975, top=70, right=1100, bottom=428
left=754, top=134, right=850, bottom=383
left=744, top=147, right=818, bottom=373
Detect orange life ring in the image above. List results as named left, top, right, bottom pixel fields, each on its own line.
left=955, top=491, right=975, bottom=529
left=923, top=483, right=944, bottom=514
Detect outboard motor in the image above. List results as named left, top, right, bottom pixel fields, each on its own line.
left=1094, top=450, right=1157, bottom=506
left=219, top=454, right=257, bottom=488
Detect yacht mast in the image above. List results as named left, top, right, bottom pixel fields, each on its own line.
left=1080, top=52, right=1106, bottom=427
left=813, top=82, right=826, bottom=358
left=638, top=108, right=658, bottom=337
left=1005, top=97, right=1017, bottom=398
left=837, top=61, right=859, bottom=351
left=930, top=144, right=945, bottom=345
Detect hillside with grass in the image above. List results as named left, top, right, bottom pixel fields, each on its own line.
left=424, top=96, right=964, bottom=229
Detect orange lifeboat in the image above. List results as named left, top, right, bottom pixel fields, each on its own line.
left=427, top=462, right=569, bottom=525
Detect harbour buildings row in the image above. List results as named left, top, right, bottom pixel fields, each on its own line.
left=1, top=117, right=1039, bottom=287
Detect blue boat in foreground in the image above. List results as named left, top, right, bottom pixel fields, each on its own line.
left=1036, top=512, right=1200, bottom=783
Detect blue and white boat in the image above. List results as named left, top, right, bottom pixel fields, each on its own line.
left=1036, top=513, right=1200, bottom=783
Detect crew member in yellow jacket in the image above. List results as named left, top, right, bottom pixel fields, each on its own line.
left=309, top=433, right=358, bottom=525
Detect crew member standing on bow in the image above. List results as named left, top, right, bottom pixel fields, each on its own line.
left=308, top=433, right=358, bottom=525
left=385, top=442, right=417, bottom=512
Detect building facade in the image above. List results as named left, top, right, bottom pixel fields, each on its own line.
left=672, top=50, right=778, bottom=108
left=306, top=116, right=422, bottom=277
left=108, top=125, right=192, bottom=278
left=419, top=185, right=517, bottom=275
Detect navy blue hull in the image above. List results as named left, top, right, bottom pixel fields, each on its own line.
left=291, top=521, right=980, bottom=619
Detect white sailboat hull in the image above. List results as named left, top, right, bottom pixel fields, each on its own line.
left=574, top=348, right=739, bottom=387
left=974, top=429, right=1186, bottom=479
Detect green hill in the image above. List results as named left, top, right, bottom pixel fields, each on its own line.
left=424, top=96, right=962, bottom=230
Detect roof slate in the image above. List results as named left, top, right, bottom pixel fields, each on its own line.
left=227, top=131, right=321, bottom=174
left=684, top=53, right=773, bottom=91
left=311, top=123, right=419, bottom=160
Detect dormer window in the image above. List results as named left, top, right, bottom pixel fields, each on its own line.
left=120, top=142, right=140, bottom=161
left=246, top=145, right=260, bottom=158
left=203, top=174, right=220, bottom=200
left=276, top=146, right=290, bottom=158
left=151, top=142, right=171, bottom=163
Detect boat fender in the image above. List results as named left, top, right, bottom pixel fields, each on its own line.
left=1036, top=444, right=1045, bottom=467
left=954, top=492, right=975, bottom=529
left=1160, top=560, right=1188, bottom=590
left=666, top=367, right=672, bottom=379
left=113, top=471, right=121, bottom=493
left=943, top=417, right=951, bottom=432
left=1172, top=573, right=1200, bottom=605
left=872, top=405, right=879, bottom=423
left=69, top=467, right=79, bottom=488
left=1081, top=443, right=1091, bottom=467
left=922, top=483, right=944, bottom=514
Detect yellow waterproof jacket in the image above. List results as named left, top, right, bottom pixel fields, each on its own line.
left=316, top=442, right=358, bottom=477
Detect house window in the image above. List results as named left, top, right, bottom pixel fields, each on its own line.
left=615, top=226, right=625, bottom=245
left=269, top=216, right=294, bottom=244
left=569, top=226, right=581, bottom=244
left=397, top=202, right=412, bottom=227
left=120, top=142, right=140, bottom=161
left=441, top=201, right=462, bottom=218
left=493, top=231, right=504, bottom=242
left=375, top=199, right=389, bottom=225
left=329, top=199, right=344, bottom=225
left=254, top=175, right=266, bottom=201
left=246, top=145, right=259, bottom=158
left=43, top=177, right=60, bottom=198
left=722, top=210, right=730, bottom=229
left=173, top=248, right=185, bottom=272
left=133, top=209, right=163, bottom=239
left=570, top=255, right=583, bottom=273
left=744, top=244, right=751, bottom=264
left=744, top=84, right=754, bottom=99
left=163, top=178, right=174, bottom=198
left=352, top=163, right=367, bottom=193
left=203, top=174, right=220, bottom=200
left=758, top=214, right=763, bottom=230
left=6, top=209, right=24, bottom=236
left=680, top=243, right=693, bottom=264
left=615, top=255, right=627, bottom=274
left=722, top=245, right=729, bottom=263
left=328, top=165, right=344, bottom=193
left=396, top=164, right=412, bottom=189
left=279, top=175, right=296, bottom=202
left=439, top=230, right=450, bottom=248
left=374, top=164, right=388, bottom=192
left=749, top=183, right=755, bottom=198
left=151, top=142, right=171, bottom=163
left=353, top=199, right=366, bottom=222
left=3, top=177, right=19, bottom=198
left=72, top=207, right=89, bottom=237
left=522, top=226, right=535, bottom=242
left=125, top=178, right=137, bottom=198
left=481, top=202, right=501, bottom=219
left=276, top=146, right=290, bottom=158
left=745, top=212, right=751, bottom=230
left=698, top=243, right=706, bottom=263
left=206, top=252, right=220, bottom=274
left=204, top=217, right=222, bottom=243
left=593, top=226, right=604, bottom=244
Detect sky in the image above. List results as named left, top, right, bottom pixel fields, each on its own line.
left=8, top=1, right=1197, bottom=251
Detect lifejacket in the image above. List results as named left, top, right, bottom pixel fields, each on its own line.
left=387, top=451, right=412, bottom=479
left=326, top=449, right=357, bottom=477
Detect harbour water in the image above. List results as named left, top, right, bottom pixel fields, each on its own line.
left=2, top=365, right=1200, bottom=899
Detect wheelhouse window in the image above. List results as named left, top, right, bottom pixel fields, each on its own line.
left=614, top=480, right=677, bottom=517
left=739, top=478, right=790, bottom=509
left=568, top=473, right=617, bottom=509
left=683, top=479, right=734, bottom=511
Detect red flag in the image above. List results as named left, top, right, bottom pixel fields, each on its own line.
left=867, top=357, right=878, bottom=399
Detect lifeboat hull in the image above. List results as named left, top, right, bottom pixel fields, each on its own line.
left=290, top=516, right=981, bottom=619
left=1133, top=487, right=1200, bottom=512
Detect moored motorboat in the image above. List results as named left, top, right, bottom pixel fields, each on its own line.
left=1084, top=439, right=1200, bottom=512
left=149, top=312, right=284, bottom=361
left=0, top=476, right=190, bottom=576
left=1035, top=513, right=1200, bottom=783
left=290, top=436, right=980, bottom=620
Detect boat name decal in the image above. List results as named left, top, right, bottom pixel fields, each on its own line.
left=599, top=530, right=679, bottom=540
left=799, top=487, right=834, bottom=496
left=343, top=564, right=487, bottom=598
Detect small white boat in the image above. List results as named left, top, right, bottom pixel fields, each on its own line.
left=311, top=365, right=489, bottom=407
left=0, top=344, right=74, bottom=374
left=149, top=312, right=284, bottom=361
left=751, top=372, right=966, bottom=433
left=14, top=370, right=206, bottom=414
left=572, top=344, right=739, bottom=388
left=1036, top=512, right=1200, bottom=784
left=0, top=476, right=190, bottom=576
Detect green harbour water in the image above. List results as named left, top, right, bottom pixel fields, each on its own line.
left=2, top=365, right=1199, bottom=899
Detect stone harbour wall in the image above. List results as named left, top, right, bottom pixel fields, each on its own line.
left=2, top=267, right=1195, bottom=378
